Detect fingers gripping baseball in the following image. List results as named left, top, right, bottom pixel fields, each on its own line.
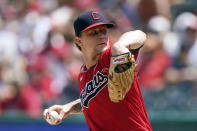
left=43, top=109, right=60, bottom=125
left=43, top=105, right=66, bottom=125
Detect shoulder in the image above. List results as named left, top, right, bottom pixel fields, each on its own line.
left=98, top=46, right=112, bottom=68
left=101, top=46, right=112, bottom=57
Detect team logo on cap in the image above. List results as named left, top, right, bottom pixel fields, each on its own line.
left=91, top=12, right=101, bottom=20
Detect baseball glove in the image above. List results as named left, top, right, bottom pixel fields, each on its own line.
left=108, top=52, right=137, bottom=103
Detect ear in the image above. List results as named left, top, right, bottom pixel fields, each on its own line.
left=74, top=37, right=82, bottom=47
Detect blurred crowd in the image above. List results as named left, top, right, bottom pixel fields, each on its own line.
left=0, top=0, right=196, bottom=118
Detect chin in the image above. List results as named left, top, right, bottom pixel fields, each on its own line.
left=97, top=44, right=109, bottom=52
left=96, top=45, right=108, bottom=52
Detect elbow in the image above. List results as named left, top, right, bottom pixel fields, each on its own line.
left=135, top=30, right=147, bottom=44
left=130, top=30, right=147, bottom=49
left=112, top=30, right=147, bottom=55
left=125, top=30, right=147, bottom=49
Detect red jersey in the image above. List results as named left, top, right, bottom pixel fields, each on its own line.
left=78, top=47, right=152, bottom=131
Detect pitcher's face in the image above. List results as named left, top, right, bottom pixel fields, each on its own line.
left=78, top=25, right=109, bottom=53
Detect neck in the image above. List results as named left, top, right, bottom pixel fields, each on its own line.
left=82, top=52, right=101, bottom=69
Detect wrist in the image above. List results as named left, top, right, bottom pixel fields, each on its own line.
left=62, top=104, right=72, bottom=118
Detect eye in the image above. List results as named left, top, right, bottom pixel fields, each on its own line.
left=87, top=27, right=107, bottom=36
left=100, top=28, right=107, bottom=34
left=88, top=30, right=98, bottom=36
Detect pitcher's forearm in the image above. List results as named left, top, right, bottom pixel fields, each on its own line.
left=119, top=30, right=146, bottom=49
left=63, top=99, right=82, bottom=115
left=70, top=99, right=82, bottom=114
left=112, top=30, right=146, bottom=55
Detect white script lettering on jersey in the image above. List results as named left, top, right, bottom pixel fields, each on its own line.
left=80, top=71, right=108, bottom=108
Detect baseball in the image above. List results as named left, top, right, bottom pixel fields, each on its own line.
left=46, top=110, right=60, bottom=125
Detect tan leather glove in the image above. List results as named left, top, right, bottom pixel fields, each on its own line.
left=108, top=52, right=137, bottom=102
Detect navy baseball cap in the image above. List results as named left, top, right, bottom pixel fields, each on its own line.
left=74, top=10, right=114, bottom=36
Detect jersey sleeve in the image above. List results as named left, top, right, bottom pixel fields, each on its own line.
left=98, top=46, right=112, bottom=68
left=130, top=47, right=141, bottom=60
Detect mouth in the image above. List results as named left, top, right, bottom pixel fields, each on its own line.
left=98, top=42, right=107, bottom=45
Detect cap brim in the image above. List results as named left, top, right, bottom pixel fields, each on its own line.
left=81, top=23, right=114, bottom=32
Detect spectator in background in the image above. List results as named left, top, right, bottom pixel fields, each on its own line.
left=0, top=78, right=42, bottom=118
left=165, top=12, right=197, bottom=84
left=138, top=33, right=172, bottom=90
left=138, top=16, right=172, bottom=90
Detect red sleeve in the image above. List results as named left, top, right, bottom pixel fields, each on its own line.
left=134, top=50, right=139, bottom=61
left=130, top=47, right=141, bottom=61
left=98, top=46, right=112, bottom=69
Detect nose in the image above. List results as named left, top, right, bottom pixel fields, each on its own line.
left=98, top=34, right=107, bottom=41
left=98, top=30, right=107, bottom=38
